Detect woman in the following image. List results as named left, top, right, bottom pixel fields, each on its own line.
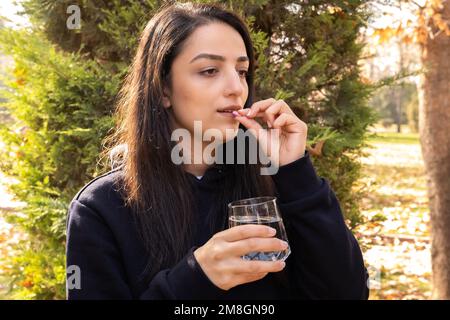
left=66, top=2, right=369, bottom=300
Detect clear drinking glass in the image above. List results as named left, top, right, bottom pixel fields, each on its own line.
left=228, top=196, right=291, bottom=261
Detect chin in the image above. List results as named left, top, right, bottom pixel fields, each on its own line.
left=218, top=124, right=239, bottom=141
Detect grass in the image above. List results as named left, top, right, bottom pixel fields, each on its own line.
left=367, top=132, right=420, bottom=145
left=356, top=131, right=432, bottom=300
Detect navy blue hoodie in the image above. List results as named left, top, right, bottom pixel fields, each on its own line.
left=65, top=151, right=369, bottom=299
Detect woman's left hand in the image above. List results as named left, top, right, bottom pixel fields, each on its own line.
left=233, top=98, right=307, bottom=167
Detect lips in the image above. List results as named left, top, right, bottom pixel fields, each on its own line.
left=217, top=110, right=235, bottom=118
left=218, top=105, right=241, bottom=113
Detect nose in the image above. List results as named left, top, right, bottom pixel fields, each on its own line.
left=223, top=67, right=245, bottom=97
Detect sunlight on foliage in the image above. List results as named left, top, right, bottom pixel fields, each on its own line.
left=356, top=138, right=432, bottom=300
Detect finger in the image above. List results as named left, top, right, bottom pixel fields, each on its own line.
left=231, top=272, right=267, bottom=288
left=272, top=113, right=303, bottom=133
left=236, top=259, right=286, bottom=274
left=240, top=272, right=269, bottom=284
left=215, top=224, right=276, bottom=242
left=265, top=101, right=287, bottom=126
left=253, top=272, right=269, bottom=278
left=232, top=113, right=263, bottom=133
left=253, top=272, right=269, bottom=277
left=245, top=103, right=282, bottom=128
left=236, top=108, right=252, bottom=116
left=248, top=98, right=277, bottom=117
left=233, top=114, right=272, bottom=159
left=237, top=100, right=295, bottom=129
left=237, top=98, right=276, bottom=118
left=247, top=99, right=296, bottom=120
left=227, top=237, right=288, bottom=257
left=236, top=111, right=273, bottom=130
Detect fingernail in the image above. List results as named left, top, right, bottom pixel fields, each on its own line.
left=281, top=241, right=288, bottom=248
left=279, top=261, right=286, bottom=268
left=246, top=109, right=252, bottom=117
left=268, top=227, right=276, bottom=235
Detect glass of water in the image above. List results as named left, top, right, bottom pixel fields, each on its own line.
left=228, top=196, right=291, bottom=262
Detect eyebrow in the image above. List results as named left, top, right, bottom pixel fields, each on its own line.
left=189, top=53, right=249, bottom=64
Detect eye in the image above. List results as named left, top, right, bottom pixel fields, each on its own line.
left=200, top=68, right=218, bottom=76
left=238, top=70, right=249, bottom=78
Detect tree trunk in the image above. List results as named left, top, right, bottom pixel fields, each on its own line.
left=418, top=0, right=450, bottom=299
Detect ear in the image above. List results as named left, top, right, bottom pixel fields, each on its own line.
left=162, top=86, right=171, bottom=109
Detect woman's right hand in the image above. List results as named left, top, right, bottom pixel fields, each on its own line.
left=193, top=224, right=288, bottom=291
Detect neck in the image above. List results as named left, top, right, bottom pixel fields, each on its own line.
left=183, top=162, right=210, bottom=177
left=180, top=138, right=216, bottom=177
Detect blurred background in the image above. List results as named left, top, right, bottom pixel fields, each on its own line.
left=0, top=0, right=449, bottom=299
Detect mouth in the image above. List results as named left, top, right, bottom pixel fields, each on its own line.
left=217, top=110, right=236, bottom=118
left=217, top=105, right=241, bottom=118
left=217, top=109, right=235, bottom=114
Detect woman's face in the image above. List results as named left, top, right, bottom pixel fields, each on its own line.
left=163, top=22, right=249, bottom=142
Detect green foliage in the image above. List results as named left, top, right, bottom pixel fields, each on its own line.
left=0, top=28, right=121, bottom=299
left=0, top=0, right=376, bottom=298
left=369, top=80, right=419, bottom=132
left=406, top=87, right=419, bottom=133
left=243, top=0, right=378, bottom=226
left=2, top=234, right=66, bottom=300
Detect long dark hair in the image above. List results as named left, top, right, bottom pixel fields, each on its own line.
left=101, top=2, right=276, bottom=281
